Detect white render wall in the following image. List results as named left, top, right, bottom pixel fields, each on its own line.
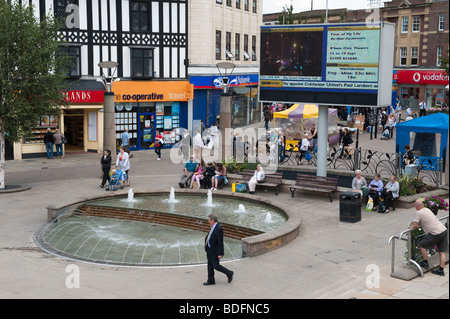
left=188, top=0, right=262, bottom=71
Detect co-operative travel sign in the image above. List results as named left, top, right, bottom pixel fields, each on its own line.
left=259, top=22, right=395, bottom=107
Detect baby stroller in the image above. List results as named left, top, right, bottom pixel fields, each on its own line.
left=106, top=170, right=125, bottom=191
left=381, top=128, right=390, bottom=140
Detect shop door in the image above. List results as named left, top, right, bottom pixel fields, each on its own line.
left=138, top=113, right=155, bottom=149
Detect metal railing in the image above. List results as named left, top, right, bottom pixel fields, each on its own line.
left=387, top=214, right=449, bottom=277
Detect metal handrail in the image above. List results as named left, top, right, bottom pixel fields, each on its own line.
left=388, top=214, right=449, bottom=277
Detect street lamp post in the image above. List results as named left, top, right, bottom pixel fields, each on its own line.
left=216, top=62, right=236, bottom=161
left=98, top=61, right=119, bottom=154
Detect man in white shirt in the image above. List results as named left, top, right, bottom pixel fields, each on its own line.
left=419, top=100, right=427, bottom=117
left=411, top=199, right=448, bottom=276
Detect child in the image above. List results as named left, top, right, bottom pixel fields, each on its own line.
left=106, top=169, right=125, bottom=191
left=190, top=164, right=204, bottom=189
left=381, top=128, right=390, bottom=140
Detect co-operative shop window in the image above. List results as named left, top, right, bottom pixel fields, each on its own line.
left=131, top=48, right=154, bottom=78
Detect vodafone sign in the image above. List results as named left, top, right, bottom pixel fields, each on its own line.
left=395, top=70, right=449, bottom=85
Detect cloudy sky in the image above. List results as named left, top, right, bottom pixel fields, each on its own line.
left=262, top=0, right=386, bottom=14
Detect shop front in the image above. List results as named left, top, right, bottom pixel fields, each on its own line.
left=190, top=74, right=261, bottom=130
left=112, top=81, right=194, bottom=150
left=395, top=69, right=449, bottom=110
left=16, top=89, right=105, bottom=159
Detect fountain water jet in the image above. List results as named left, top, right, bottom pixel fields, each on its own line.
left=236, top=204, right=247, bottom=213
left=264, top=212, right=273, bottom=223
left=204, top=189, right=216, bottom=207
left=165, top=187, right=179, bottom=203
left=127, top=188, right=134, bottom=201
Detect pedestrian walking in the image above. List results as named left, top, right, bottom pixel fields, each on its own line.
left=100, top=149, right=112, bottom=188
left=154, top=130, right=164, bottom=160
left=121, top=128, right=133, bottom=158
left=203, top=213, right=234, bottom=285
left=419, top=100, right=427, bottom=117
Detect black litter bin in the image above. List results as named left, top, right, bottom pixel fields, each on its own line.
left=340, top=192, right=361, bottom=223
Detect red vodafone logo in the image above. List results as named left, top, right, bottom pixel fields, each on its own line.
left=413, top=72, right=421, bottom=82
left=395, top=70, right=449, bottom=85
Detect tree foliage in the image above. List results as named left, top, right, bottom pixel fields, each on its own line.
left=0, top=1, right=69, bottom=142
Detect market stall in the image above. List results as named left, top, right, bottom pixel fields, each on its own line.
left=273, top=103, right=339, bottom=150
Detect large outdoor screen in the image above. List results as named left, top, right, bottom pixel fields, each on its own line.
left=259, top=22, right=395, bottom=107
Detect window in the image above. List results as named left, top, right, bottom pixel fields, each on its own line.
left=216, top=30, right=222, bottom=60
left=131, top=48, right=154, bottom=78
left=236, top=0, right=241, bottom=9
left=437, top=47, right=443, bottom=66
left=412, top=16, right=420, bottom=32
left=252, top=35, right=257, bottom=61
left=410, top=47, right=418, bottom=66
left=216, top=0, right=222, bottom=4
left=401, top=16, right=408, bottom=33
left=244, top=0, right=249, bottom=11
left=131, top=1, right=149, bottom=32
left=226, top=0, right=231, bottom=6
left=88, top=111, right=97, bottom=141
left=54, top=0, right=79, bottom=29
left=235, top=33, right=240, bottom=60
left=243, top=34, right=249, bottom=60
left=226, top=32, right=233, bottom=60
left=438, top=13, right=445, bottom=31
left=252, top=0, right=257, bottom=13
left=59, top=45, right=81, bottom=78
left=400, top=47, right=407, bottom=66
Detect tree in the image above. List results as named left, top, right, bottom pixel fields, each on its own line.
left=0, top=2, right=69, bottom=188
left=278, top=4, right=295, bottom=25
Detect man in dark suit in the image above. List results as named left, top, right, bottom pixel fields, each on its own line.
left=203, top=213, right=234, bottom=285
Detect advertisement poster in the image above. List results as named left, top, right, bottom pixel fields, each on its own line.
left=164, top=116, right=173, bottom=129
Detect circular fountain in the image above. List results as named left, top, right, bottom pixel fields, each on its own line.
left=36, top=189, right=300, bottom=267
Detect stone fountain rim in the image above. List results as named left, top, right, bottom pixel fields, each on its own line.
left=45, top=188, right=302, bottom=260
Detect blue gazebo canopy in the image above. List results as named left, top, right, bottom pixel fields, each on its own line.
left=396, top=113, right=449, bottom=158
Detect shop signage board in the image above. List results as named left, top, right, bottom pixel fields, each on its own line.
left=259, top=22, right=395, bottom=107
left=394, top=70, right=449, bottom=85
left=112, top=81, right=194, bottom=103
left=65, top=90, right=104, bottom=104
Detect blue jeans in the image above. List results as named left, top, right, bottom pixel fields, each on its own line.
left=55, top=143, right=63, bottom=157
left=45, top=142, right=54, bottom=158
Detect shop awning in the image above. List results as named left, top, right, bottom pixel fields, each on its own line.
left=274, top=103, right=335, bottom=119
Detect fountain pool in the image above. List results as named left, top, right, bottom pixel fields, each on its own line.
left=36, top=190, right=295, bottom=267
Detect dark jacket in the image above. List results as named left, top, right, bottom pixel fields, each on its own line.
left=205, top=223, right=225, bottom=256
left=43, top=132, right=54, bottom=144
left=101, top=151, right=112, bottom=169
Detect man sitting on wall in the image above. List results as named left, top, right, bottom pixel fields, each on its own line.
left=178, top=155, right=198, bottom=188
